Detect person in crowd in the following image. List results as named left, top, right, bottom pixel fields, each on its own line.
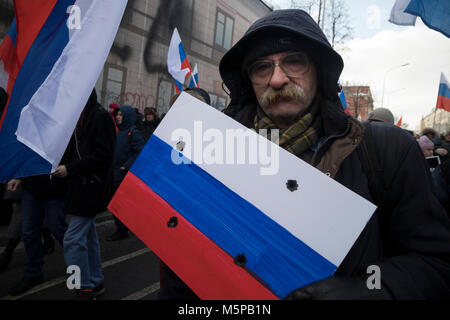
left=159, top=9, right=450, bottom=300
left=108, top=103, right=119, bottom=133
left=8, top=173, right=68, bottom=296
left=108, top=103, right=119, bottom=118
left=53, top=89, right=116, bottom=299
left=1, top=181, right=56, bottom=274
left=421, top=127, right=438, bottom=141
left=367, top=107, right=395, bottom=125
left=417, top=135, right=435, bottom=158
left=141, top=107, right=161, bottom=142
left=134, top=107, right=145, bottom=133
left=106, top=106, right=145, bottom=241
left=0, top=181, right=22, bottom=273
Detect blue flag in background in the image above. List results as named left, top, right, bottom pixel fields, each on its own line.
left=405, top=0, right=450, bottom=38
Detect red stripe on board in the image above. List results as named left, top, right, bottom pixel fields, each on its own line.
left=437, top=96, right=450, bottom=113
left=108, top=172, right=278, bottom=300
left=14, top=0, right=58, bottom=66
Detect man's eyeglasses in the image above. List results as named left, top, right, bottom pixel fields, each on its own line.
left=247, top=52, right=310, bottom=86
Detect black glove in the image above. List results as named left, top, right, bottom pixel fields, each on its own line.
left=283, top=275, right=394, bottom=300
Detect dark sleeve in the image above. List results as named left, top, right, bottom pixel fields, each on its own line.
left=66, top=110, right=116, bottom=177
left=376, top=138, right=450, bottom=299
left=123, top=128, right=146, bottom=170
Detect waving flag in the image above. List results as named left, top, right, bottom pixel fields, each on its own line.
left=0, top=19, right=19, bottom=98
left=167, top=28, right=192, bottom=92
left=339, top=87, right=350, bottom=115
left=0, top=0, right=127, bottom=182
left=389, top=0, right=450, bottom=38
left=389, top=0, right=417, bottom=26
left=396, top=116, right=403, bottom=127
left=109, top=92, right=376, bottom=299
left=436, top=73, right=450, bottom=112
left=189, top=64, right=199, bottom=88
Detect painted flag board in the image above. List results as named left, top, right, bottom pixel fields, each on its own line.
left=108, top=92, right=376, bottom=299
left=167, top=28, right=192, bottom=92
left=189, top=64, right=199, bottom=88
left=0, top=0, right=127, bottom=182
left=436, top=73, right=450, bottom=112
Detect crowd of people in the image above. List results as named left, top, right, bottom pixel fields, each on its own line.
left=1, top=8, right=449, bottom=300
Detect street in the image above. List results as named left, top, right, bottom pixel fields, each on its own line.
left=0, top=211, right=161, bottom=300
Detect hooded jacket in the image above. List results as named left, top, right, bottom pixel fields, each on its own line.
left=113, top=106, right=146, bottom=189
left=219, top=9, right=450, bottom=299
left=64, top=90, right=116, bottom=216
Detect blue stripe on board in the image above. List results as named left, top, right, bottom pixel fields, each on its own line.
left=439, top=83, right=450, bottom=99
left=0, top=0, right=75, bottom=181
left=131, top=135, right=337, bottom=298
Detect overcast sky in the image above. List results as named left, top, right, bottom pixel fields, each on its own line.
left=267, top=0, right=450, bottom=130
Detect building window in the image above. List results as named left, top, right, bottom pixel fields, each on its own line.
left=102, top=64, right=126, bottom=108
left=214, top=10, right=234, bottom=51
left=157, top=78, right=176, bottom=116
left=210, top=93, right=227, bottom=111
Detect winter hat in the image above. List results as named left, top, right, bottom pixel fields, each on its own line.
left=368, top=108, right=395, bottom=125
left=185, top=87, right=211, bottom=105
left=416, top=135, right=434, bottom=151
left=109, top=103, right=119, bottom=110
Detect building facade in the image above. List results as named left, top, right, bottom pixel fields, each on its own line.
left=420, top=108, right=450, bottom=135
left=94, top=0, right=272, bottom=116
left=342, top=86, right=374, bottom=122
left=0, top=0, right=272, bottom=115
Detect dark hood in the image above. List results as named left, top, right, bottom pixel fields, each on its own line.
left=117, top=106, right=136, bottom=131
left=219, top=9, right=344, bottom=118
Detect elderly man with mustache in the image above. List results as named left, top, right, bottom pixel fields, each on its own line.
left=158, top=9, right=450, bottom=300
left=218, top=9, right=450, bottom=300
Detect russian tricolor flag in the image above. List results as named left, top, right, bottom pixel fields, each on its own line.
left=339, top=86, right=350, bottom=115
left=167, top=28, right=192, bottom=92
left=437, top=72, right=450, bottom=112
left=0, top=19, right=19, bottom=98
left=0, top=0, right=127, bottom=182
left=109, top=92, right=376, bottom=299
left=189, top=64, right=199, bottom=88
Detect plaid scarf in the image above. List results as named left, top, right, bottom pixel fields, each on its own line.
left=254, top=98, right=323, bottom=158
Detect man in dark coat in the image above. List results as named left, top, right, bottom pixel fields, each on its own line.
left=106, top=105, right=145, bottom=241
left=53, top=89, right=116, bottom=299
left=218, top=9, right=450, bottom=299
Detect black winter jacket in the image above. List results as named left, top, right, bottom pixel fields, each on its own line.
left=63, top=99, right=116, bottom=217
left=219, top=9, right=450, bottom=299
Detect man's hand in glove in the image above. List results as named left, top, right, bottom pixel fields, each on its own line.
left=283, top=275, right=394, bottom=300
